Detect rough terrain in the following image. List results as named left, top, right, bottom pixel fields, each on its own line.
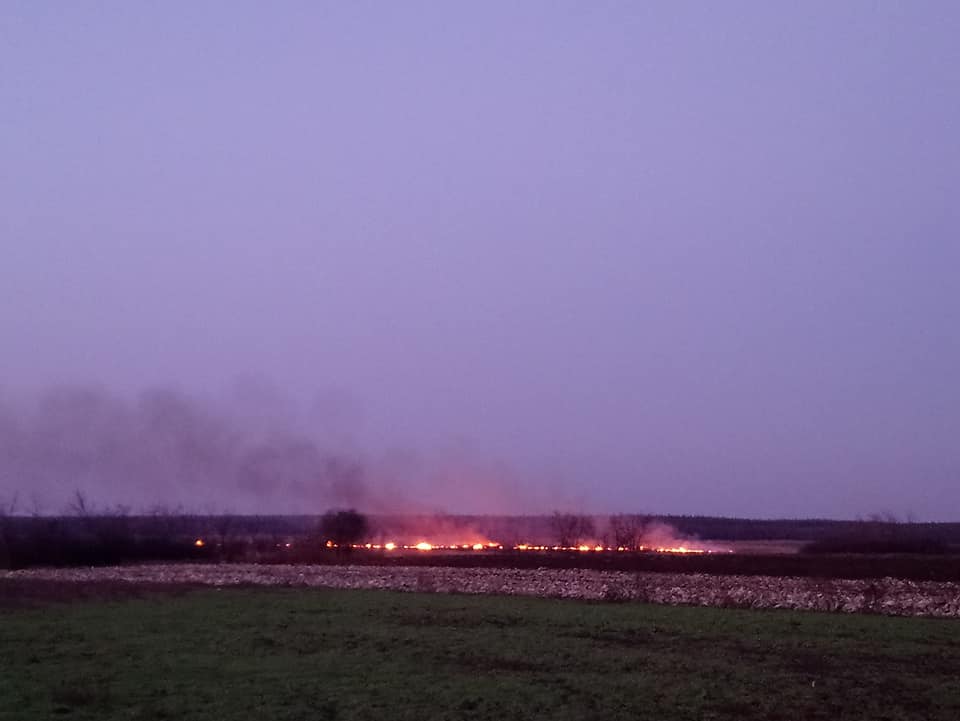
left=5, top=563, right=960, bottom=617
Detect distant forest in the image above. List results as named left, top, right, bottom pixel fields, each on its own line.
left=4, top=510, right=960, bottom=573
left=4, top=512, right=960, bottom=544
left=657, top=515, right=960, bottom=543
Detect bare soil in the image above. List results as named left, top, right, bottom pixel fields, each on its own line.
left=273, top=547, right=960, bottom=582
left=0, top=575, right=216, bottom=610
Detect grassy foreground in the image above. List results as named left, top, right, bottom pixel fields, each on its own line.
left=1, top=587, right=958, bottom=721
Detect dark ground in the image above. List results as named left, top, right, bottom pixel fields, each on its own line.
left=275, top=548, right=960, bottom=582
left=0, top=577, right=203, bottom=610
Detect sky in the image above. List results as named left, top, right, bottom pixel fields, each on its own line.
left=1, top=1, right=958, bottom=519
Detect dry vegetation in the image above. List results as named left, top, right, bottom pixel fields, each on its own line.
left=5, top=562, right=959, bottom=618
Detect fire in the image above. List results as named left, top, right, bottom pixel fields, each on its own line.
left=655, top=546, right=704, bottom=554
left=194, top=538, right=205, bottom=548
left=346, top=539, right=724, bottom=554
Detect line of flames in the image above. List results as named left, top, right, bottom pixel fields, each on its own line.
left=194, top=538, right=725, bottom=554
left=317, top=541, right=721, bottom=554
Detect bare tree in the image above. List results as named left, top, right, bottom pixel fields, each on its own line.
left=608, top=514, right=645, bottom=549
left=0, top=493, right=19, bottom=568
left=212, top=513, right=239, bottom=549
left=551, top=512, right=595, bottom=547
left=67, top=489, right=92, bottom=517
left=28, top=493, right=46, bottom=518
left=497, top=516, right=525, bottom=549
left=147, top=503, right=189, bottom=538
left=0, top=492, right=18, bottom=517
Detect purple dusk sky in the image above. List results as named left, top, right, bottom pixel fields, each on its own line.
left=1, top=2, right=958, bottom=519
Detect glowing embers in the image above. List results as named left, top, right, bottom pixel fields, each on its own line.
left=365, top=541, right=501, bottom=551
left=340, top=540, right=721, bottom=553
left=659, top=546, right=702, bottom=554
left=638, top=545, right=706, bottom=554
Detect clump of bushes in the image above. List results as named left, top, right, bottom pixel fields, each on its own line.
left=317, top=509, right=370, bottom=549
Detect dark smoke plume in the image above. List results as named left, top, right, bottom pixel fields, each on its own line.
left=0, top=384, right=368, bottom=514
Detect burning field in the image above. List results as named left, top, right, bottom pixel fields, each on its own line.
left=6, top=562, right=960, bottom=618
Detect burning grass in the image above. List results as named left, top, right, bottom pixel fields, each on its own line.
left=1, top=587, right=959, bottom=721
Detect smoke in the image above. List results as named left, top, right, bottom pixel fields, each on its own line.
left=0, top=382, right=550, bottom=517
left=0, top=384, right=370, bottom=514
left=635, top=520, right=710, bottom=551
left=0, top=381, right=725, bottom=553
left=371, top=514, right=494, bottom=546
left=360, top=514, right=724, bottom=549
left=365, top=445, right=540, bottom=516
left=599, top=514, right=725, bottom=551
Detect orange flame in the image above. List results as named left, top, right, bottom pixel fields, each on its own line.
left=345, top=539, right=724, bottom=554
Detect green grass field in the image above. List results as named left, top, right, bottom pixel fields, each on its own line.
left=1, top=587, right=958, bottom=720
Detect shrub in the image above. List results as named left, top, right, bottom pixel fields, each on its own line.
left=318, top=509, right=370, bottom=549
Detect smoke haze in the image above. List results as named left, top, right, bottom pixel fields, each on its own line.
left=2, top=3, right=959, bottom=519
left=0, top=383, right=544, bottom=515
